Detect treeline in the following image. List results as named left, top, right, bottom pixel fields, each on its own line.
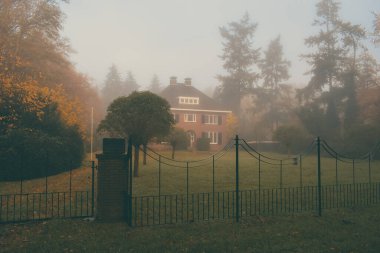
left=214, top=0, right=380, bottom=156
left=0, top=0, right=102, bottom=180
left=100, top=66, right=163, bottom=110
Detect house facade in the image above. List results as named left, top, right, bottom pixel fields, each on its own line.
left=160, top=77, right=232, bottom=151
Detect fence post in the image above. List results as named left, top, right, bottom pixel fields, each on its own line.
left=91, top=160, right=95, bottom=217
left=258, top=154, right=261, bottom=214
left=280, top=160, right=283, bottom=188
left=186, top=162, right=189, bottom=222
left=20, top=160, right=23, bottom=195
left=335, top=155, right=338, bottom=187
left=19, top=149, right=23, bottom=194
left=158, top=155, right=161, bottom=224
left=128, top=138, right=133, bottom=226
left=299, top=154, right=302, bottom=188
left=158, top=155, right=161, bottom=197
left=45, top=152, right=49, bottom=213
left=69, top=163, right=72, bottom=217
left=235, top=135, right=239, bottom=222
left=352, top=159, right=355, bottom=185
left=212, top=155, right=215, bottom=218
left=316, top=137, right=322, bottom=217
left=369, top=154, right=371, bottom=184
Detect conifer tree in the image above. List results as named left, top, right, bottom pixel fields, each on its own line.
left=215, top=13, right=260, bottom=116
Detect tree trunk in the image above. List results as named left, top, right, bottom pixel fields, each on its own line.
left=143, top=144, right=147, bottom=165
left=133, top=145, right=140, bottom=177
left=171, top=145, right=176, bottom=159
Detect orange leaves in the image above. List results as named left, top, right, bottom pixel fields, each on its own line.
left=225, top=113, right=239, bottom=140
left=0, top=79, right=85, bottom=137
left=0, top=1, right=101, bottom=140
left=48, top=85, right=85, bottom=135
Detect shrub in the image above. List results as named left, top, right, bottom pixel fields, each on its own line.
left=273, top=125, right=311, bottom=154
left=342, top=125, right=380, bottom=158
left=196, top=137, right=210, bottom=151
left=0, top=127, right=84, bottom=181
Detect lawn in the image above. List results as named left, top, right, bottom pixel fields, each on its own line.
left=1, top=148, right=380, bottom=224
left=1, top=149, right=380, bottom=252
left=1, top=147, right=379, bottom=196
left=1, top=205, right=380, bottom=252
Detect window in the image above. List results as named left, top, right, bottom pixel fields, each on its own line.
left=203, top=115, right=218, bottom=124
left=207, top=132, right=218, bottom=144
left=179, top=96, right=199, bottom=105
left=184, top=114, right=196, bottom=122
left=202, top=132, right=223, bottom=145
left=173, top=113, right=179, bottom=123
left=187, top=131, right=195, bottom=145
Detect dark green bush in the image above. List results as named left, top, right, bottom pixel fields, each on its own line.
left=342, top=125, right=380, bottom=158
left=273, top=125, right=312, bottom=154
left=168, top=128, right=190, bottom=151
left=196, top=137, right=210, bottom=151
left=0, top=127, right=84, bottom=181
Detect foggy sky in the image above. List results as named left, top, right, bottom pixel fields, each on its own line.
left=61, top=0, right=380, bottom=92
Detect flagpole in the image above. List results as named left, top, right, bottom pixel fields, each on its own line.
left=90, top=107, right=94, bottom=161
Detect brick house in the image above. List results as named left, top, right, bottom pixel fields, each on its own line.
left=160, top=77, right=232, bottom=150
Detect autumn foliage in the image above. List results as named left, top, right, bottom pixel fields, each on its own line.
left=0, top=0, right=101, bottom=180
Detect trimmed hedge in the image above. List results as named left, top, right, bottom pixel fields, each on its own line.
left=0, top=128, right=84, bottom=181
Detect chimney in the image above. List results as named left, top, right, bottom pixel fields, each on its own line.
left=170, top=76, right=177, bottom=85
left=184, top=78, right=191, bottom=86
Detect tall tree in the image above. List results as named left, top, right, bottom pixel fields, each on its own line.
left=342, top=71, right=358, bottom=128
left=101, top=64, right=122, bottom=109
left=340, top=22, right=365, bottom=131
left=373, top=12, right=380, bottom=44
left=98, top=91, right=174, bottom=177
left=357, top=87, right=380, bottom=128
left=122, top=71, right=139, bottom=96
left=0, top=0, right=102, bottom=139
left=149, top=74, right=162, bottom=94
left=215, top=13, right=260, bottom=116
left=249, top=83, right=296, bottom=139
left=301, top=0, right=344, bottom=98
left=299, top=0, right=365, bottom=139
left=341, top=21, right=365, bottom=64
left=258, top=36, right=291, bottom=131
left=357, top=50, right=379, bottom=89
left=260, top=36, right=290, bottom=90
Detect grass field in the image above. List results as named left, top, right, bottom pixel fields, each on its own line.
left=1, top=149, right=380, bottom=252
left=1, top=205, right=380, bottom=252
left=1, top=149, right=379, bottom=222
left=133, top=148, right=380, bottom=196
left=1, top=148, right=379, bottom=196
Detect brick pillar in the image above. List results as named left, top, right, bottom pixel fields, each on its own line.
left=96, top=138, right=128, bottom=221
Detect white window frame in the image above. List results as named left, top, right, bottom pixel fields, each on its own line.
left=172, top=113, right=179, bottom=123
left=179, top=96, right=199, bottom=105
left=188, top=132, right=195, bottom=144
left=207, top=131, right=218, bottom=144
left=204, top=114, right=218, bottom=125
left=184, top=114, right=196, bottom=122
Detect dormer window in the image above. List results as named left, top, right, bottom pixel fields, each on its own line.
left=179, top=96, right=199, bottom=105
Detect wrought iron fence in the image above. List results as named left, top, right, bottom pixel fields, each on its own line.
left=0, top=161, right=95, bottom=223
left=130, top=183, right=380, bottom=227
left=1, top=135, right=380, bottom=226
left=126, top=136, right=380, bottom=226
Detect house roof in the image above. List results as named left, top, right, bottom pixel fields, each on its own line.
left=160, top=81, right=230, bottom=112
